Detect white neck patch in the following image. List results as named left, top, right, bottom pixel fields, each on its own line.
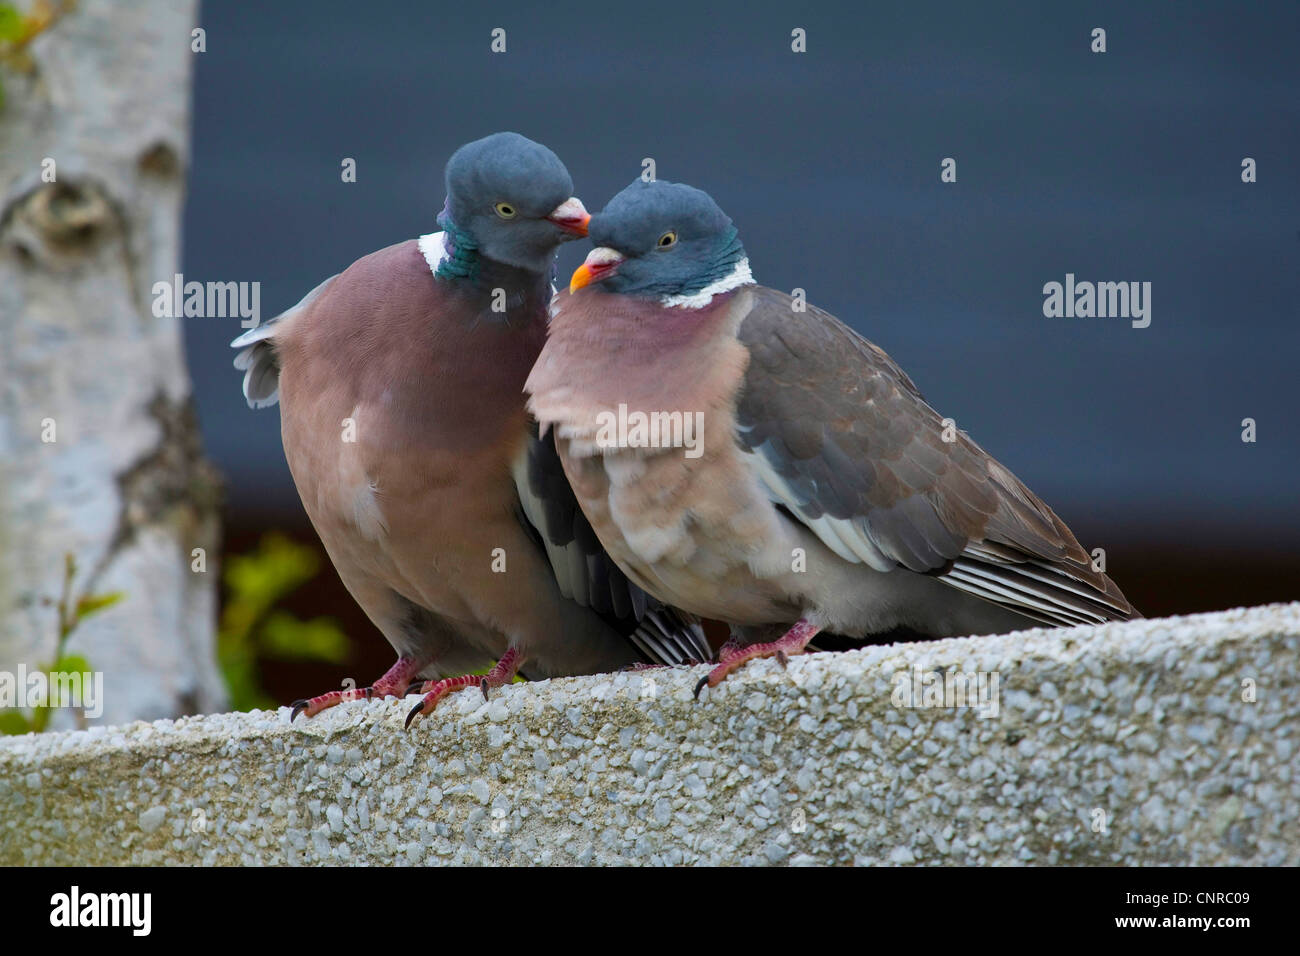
left=417, top=231, right=449, bottom=276
left=659, top=257, right=755, bottom=309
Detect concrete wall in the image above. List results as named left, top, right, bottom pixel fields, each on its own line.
left=2, top=603, right=1296, bottom=865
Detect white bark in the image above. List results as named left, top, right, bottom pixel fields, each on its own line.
left=0, top=0, right=224, bottom=724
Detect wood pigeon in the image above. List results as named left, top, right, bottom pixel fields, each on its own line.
left=230, top=135, right=707, bottom=727
left=525, top=178, right=1139, bottom=697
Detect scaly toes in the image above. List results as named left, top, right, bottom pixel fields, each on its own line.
left=403, top=675, right=480, bottom=729
left=289, top=688, right=365, bottom=721
left=404, top=652, right=526, bottom=729
left=289, top=657, right=432, bottom=723
left=693, top=660, right=741, bottom=699
left=693, top=621, right=821, bottom=700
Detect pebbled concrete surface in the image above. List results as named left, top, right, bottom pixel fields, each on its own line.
left=2, top=603, right=1297, bottom=865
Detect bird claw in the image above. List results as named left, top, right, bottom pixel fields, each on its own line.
left=404, top=701, right=426, bottom=730
left=288, top=656, right=431, bottom=723
left=692, top=620, right=821, bottom=700
left=404, top=649, right=524, bottom=730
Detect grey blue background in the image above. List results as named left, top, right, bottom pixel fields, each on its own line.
left=182, top=0, right=1300, bottom=635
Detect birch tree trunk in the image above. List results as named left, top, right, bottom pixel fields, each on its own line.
left=0, top=0, right=225, bottom=725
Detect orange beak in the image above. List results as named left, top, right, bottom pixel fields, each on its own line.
left=546, top=197, right=590, bottom=237
left=570, top=247, right=626, bottom=294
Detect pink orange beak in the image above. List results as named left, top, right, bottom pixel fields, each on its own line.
left=570, top=247, right=625, bottom=293
left=547, top=197, right=590, bottom=237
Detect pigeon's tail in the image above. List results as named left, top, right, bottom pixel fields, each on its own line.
left=231, top=329, right=280, bottom=409
left=625, top=605, right=711, bottom=666
left=512, top=426, right=713, bottom=668
left=230, top=273, right=338, bottom=409
left=941, top=539, right=1140, bottom=629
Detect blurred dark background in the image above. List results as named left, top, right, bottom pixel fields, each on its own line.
left=182, top=1, right=1300, bottom=699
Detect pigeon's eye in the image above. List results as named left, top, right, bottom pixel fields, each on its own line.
left=494, top=202, right=517, bottom=220
left=657, top=231, right=677, bottom=248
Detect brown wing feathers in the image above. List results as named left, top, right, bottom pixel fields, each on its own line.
left=735, top=286, right=1137, bottom=627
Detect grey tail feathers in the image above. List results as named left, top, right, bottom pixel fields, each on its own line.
left=230, top=273, right=338, bottom=410
left=624, top=606, right=711, bottom=666
left=231, top=331, right=280, bottom=408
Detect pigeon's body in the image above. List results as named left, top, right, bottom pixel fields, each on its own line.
left=533, top=282, right=1125, bottom=639
left=527, top=179, right=1137, bottom=689
left=232, top=137, right=706, bottom=724
left=272, top=237, right=625, bottom=677
left=529, top=286, right=790, bottom=627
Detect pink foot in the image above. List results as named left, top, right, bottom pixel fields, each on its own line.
left=693, top=620, right=821, bottom=699
left=404, top=647, right=525, bottom=729
left=290, top=655, right=430, bottom=721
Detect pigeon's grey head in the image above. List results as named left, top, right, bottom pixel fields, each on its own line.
left=441, top=132, right=589, bottom=273
left=571, top=179, right=746, bottom=300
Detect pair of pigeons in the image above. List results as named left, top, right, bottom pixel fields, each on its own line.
left=232, top=132, right=1137, bottom=727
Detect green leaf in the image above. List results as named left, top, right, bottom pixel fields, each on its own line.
left=75, top=591, right=124, bottom=620
left=216, top=532, right=351, bottom=710
left=0, top=5, right=25, bottom=43
left=51, top=653, right=91, bottom=676
left=0, top=710, right=32, bottom=735
left=29, top=704, right=51, bottom=733
left=217, top=638, right=275, bottom=712
left=222, top=533, right=319, bottom=618
left=260, top=612, right=349, bottom=663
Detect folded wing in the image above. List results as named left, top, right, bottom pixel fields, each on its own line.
left=735, top=286, right=1137, bottom=627
left=513, top=424, right=711, bottom=664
